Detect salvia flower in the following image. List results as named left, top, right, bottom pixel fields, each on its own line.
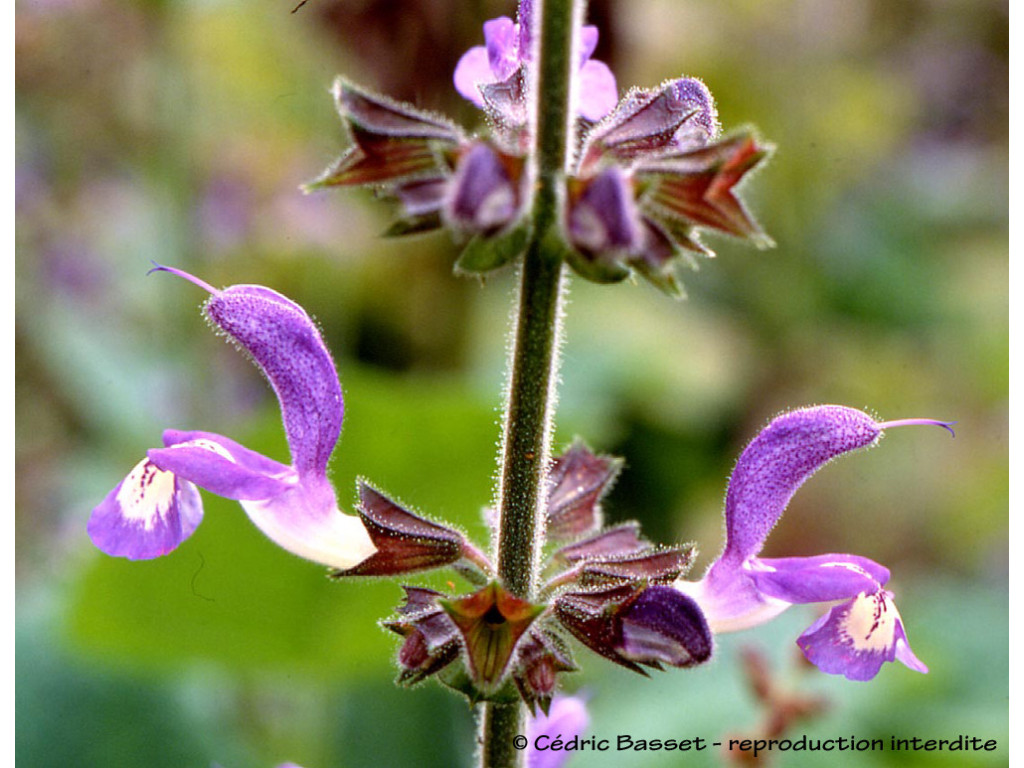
left=674, top=406, right=955, bottom=681
left=453, top=0, right=618, bottom=124
left=87, top=266, right=376, bottom=570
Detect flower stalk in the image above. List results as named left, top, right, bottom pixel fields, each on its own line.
left=484, top=1, right=578, bottom=765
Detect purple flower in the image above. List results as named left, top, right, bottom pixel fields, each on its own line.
left=526, top=694, right=590, bottom=768
left=675, top=406, right=954, bottom=681
left=454, top=1, right=617, bottom=122
left=87, top=266, right=376, bottom=570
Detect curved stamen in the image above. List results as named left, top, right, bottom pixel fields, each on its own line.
left=877, top=418, right=956, bottom=438
left=147, top=262, right=221, bottom=295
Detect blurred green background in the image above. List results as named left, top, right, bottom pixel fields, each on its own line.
left=16, top=0, right=1007, bottom=766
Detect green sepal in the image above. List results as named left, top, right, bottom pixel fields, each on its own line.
left=453, top=224, right=530, bottom=275
left=563, top=245, right=631, bottom=284
left=632, top=258, right=684, bottom=298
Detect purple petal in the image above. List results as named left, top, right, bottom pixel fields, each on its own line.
left=526, top=695, right=590, bottom=768
left=484, top=17, right=519, bottom=80
left=204, top=284, right=343, bottom=480
left=578, top=25, right=599, bottom=65
left=667, top=77, right=719, bottom=143
left=619, top=585, right=712, bottom=667
left=568, top=165, right=640, bottom=253
left=453, top=46, right=492, bottom=106
left=749, top=554, right=890, bottom=604
left=722, top=406, right=882, bottom=566
left=516, top=0, right=534, bottom=57
left=148, top=431, right=294, bottom=501
left=240, top=479, right=375, bottom=570
left=446, top=142, right=518, bottom=231
left=87, top=458, right=203, bottom=559
left=797, top=589, right=928, bottom=681
left=395, top=178, right=449, bottom=217
left=576, top=60, right=618, bottom=121
left=675, top=565, right=791, bottom=633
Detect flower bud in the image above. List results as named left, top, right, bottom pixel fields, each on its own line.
left=554, top=584, right=712, bottom=672
left=446, top=143, right=523, bottom=234
left=513, top=627, right=577, bottom=715
left=567, top=166, right=642, bottom=257
left=545, top=441, right=622, bottom=541
left=383, top=587, right=461, bottom=686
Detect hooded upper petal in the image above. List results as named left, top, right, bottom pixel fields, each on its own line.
left=720, top=406, right=882, bottom=567
left=204, top=283, right=344, bottom=479
left=484, top=17, right=520, bottom=80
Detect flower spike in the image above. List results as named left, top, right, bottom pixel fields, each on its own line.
left=675, top=405, right=952, bottom=680
left=88, top=267, right=375, bottom=570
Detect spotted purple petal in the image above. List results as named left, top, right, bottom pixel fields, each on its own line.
left=87, top=458, right=203, bottom=560
left=797, top=589, right=928, bottom=681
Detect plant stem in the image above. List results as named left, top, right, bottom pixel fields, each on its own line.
left=494, top=239, right=564, bottom=599
left=480, top=1, right=578, bottom=766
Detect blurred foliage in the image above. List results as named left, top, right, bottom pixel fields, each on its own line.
left=16, top=0, right=1006, bottom=766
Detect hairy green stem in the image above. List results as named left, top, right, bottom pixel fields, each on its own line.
left=480, top=1, right=578, bottom=766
